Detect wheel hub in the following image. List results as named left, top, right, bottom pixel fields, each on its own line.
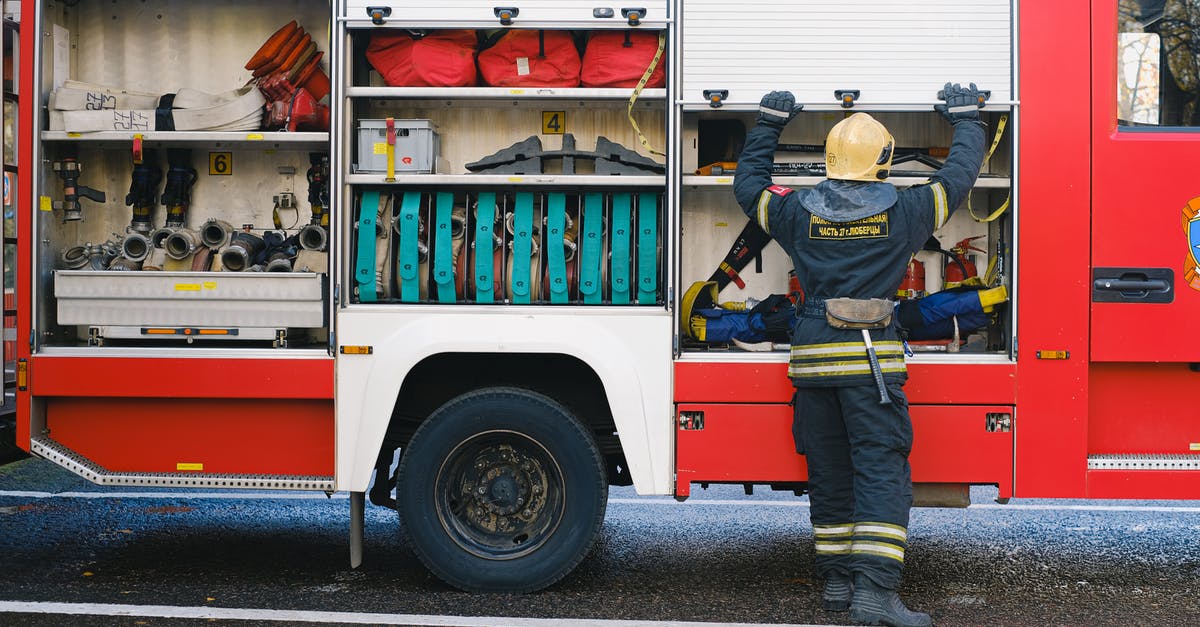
left=439, top=436, right=561, bottom=558
left=466, top=447, right=545, bottom=524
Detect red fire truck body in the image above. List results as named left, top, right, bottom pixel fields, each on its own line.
left=8, top=0, right=1199, bottom=592
left=674, top=0, right=1200, bottom=503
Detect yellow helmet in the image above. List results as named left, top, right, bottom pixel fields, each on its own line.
left=824, top=113, right=895, bottom=182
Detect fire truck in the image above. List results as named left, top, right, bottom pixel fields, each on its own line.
left=6, top=0, right=1199, bottom=593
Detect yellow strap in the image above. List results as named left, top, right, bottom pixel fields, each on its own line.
left=967, top=114, right=1010, bottom=222
left=627, top=31, right=667, bottom=158
left=385, top=117, right=396, bottom=182
left=983, top=252, right=999, bottom=287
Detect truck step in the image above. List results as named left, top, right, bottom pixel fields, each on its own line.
left=1088, top=455, right=1200, bottom=471
left=30, top=436, right=335, bottom=490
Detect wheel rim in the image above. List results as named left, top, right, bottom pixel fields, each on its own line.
left=434, top=429, right=565, bottom=560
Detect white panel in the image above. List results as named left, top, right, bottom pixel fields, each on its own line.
left=681, top=0, right=1013, bottom=108
left=342, top=0, right=670, bottom=27
left=335, top=309, right=674, bottom=494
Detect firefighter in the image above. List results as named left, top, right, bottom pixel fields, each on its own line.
left=732, top=84, right=987, bottom=627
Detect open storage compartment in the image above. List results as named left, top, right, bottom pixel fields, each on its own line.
left=675, top=0, right=1016, bottom=361
left=337, top=8, right=672, bottom=307
left=349, top=186, right=663, bottom=305
left=678, top=109, right=1015, bottom=357
left=33, top=0, right=333, bottom=349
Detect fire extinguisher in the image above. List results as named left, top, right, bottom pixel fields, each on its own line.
left=943, top=236, right=986, bottom=289
left=896, top=257, right=926, bottom=300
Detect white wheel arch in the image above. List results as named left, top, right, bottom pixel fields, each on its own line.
left=335, top=307, right=674, bottom=495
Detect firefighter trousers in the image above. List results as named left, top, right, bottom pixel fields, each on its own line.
left=794, top=382, right=914, bottom=590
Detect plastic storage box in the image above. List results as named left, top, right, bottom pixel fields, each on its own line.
left=355, top=119, right=439, bottom=173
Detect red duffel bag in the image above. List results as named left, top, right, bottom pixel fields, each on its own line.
left=581, top=30, right=666, bottom=88
left=366, top=30, right=478, bottom=87
left=478, top=30, right=581, bottom=87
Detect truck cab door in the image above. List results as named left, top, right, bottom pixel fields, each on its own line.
left=1091, top=1, right=1200, bottom=361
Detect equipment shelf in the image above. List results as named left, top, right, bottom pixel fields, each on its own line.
left=346, top=87, right=666, bottom=101
left=681, top=102, right=1017, bottom=113
left=40, top=131, right=329, bottom=148
left=681, top=175, right=1012, bottom=189
left=345, top=174, right=664, bottom=186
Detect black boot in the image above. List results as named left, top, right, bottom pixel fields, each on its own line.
left=822, top=572, right=852, bottom=611
left=849, top=574, right=931, bottom=627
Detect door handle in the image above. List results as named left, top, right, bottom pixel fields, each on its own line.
left=1092, top=267, right=1174, bottom=303
left=1094, top=278, right=1170, bottom=292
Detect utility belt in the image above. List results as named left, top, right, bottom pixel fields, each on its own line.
left=798, top=297, right=894, bottom=330
left=799, top=296, right=897, bottom=406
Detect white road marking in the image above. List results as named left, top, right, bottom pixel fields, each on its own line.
left=2, top=491, right=1200, bottom=514
left=0, top=600, right=830, bottom=627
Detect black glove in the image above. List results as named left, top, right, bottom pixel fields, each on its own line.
left=935, top=82, right=984, bottom=124
left=758, top=91, right=803, bottom=129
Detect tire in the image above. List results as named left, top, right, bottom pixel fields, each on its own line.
left=396, top=386, right=608, bottom=592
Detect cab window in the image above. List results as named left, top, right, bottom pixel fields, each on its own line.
left=1118, top=0, right=1200, bottom=127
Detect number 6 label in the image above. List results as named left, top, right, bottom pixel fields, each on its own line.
left=209, top=152, right=232, bottom=175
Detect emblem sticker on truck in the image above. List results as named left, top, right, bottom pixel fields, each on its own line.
left=1184, top=198, right=1200, bottom=292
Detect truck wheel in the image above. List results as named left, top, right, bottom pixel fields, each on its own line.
left=396, top=386, right=608, bottom=592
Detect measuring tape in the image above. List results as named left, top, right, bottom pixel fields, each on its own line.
left=967, top=114, right=1010, bottom=223
left=627, top=31, right=667, bottom=158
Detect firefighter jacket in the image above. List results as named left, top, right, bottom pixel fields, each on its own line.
left=733, top=120, right=987, bottom=387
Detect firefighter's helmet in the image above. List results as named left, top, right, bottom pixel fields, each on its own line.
left=824, top=113, right=895, bottom=182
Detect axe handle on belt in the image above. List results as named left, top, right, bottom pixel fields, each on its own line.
left=861, top=329, right=892, bottom=405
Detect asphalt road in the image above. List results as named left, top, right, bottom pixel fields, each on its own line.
left=2, top=456, right=1200, bottom=626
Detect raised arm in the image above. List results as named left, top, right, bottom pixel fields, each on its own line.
left=930, top=82, right=989, bottom=214
left=900, top=83, right=989, bottom=246
left=733, top=91, right=804, bottom=238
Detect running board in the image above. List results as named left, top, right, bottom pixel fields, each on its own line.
left=1088, top=454, right=1200, bottom=471
left=30, top=435, right=335, bottom=491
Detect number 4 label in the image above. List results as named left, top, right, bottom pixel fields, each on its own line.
left=209, top=152, right=232, bottom=175
left=542, top=111, right=565, bottom=135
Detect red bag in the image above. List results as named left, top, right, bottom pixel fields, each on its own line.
left=581, top=31, right=665, bottom=88
left=478, top=30, right=581, bottom=87
left=366, top=30, right=478, bottom=87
